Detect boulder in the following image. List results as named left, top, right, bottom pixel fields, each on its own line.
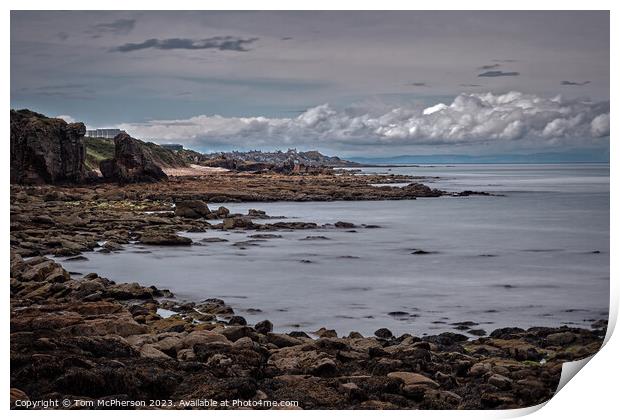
left=255, top=320, right=273, bottom=334
left=266, top=332, right=304, bottom=348
left=228, top=316, right=247, bottom=326
left=374, top=328, right=394, bottom=339
left=488, top=374, right=513, bottom=390
left=175, top=200, right=211, bottom=219
left=222, top=216, right=255, bottom=230
left=10, top=109, right=93, bottom=184
left=387, top=372, right=439, bottom=388
left=546, top=332, right=576, bottom=346
left=140, top=343, right=172, bottom=359
left=100, top=133, right=167, bottom=184
left=140, top=232, right=192, bottom=246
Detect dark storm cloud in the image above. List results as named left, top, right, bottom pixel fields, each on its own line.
left=478, top=64, right=501, bottom=70
left=87, top=19, right=136, bottom=38
left=561, top=80, right=591, bottom=86
left=112, top=36, right=259, bottom=53
left=478, top=71, right=520, bottom=77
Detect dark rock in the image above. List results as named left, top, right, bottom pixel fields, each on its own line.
left=140, top=232, right=192, bottom=246
left=100, top=133, right=167, bottom=184
left=374, top=328, right=394, bottom=339
left=288, top=331, right=311, bottom=339
left=255, top=320, right=273, bottom=334
left=174, top=200, right=211, bottom=219
left=335, top=221, right=356, bottom=228
left=411, top=249, right=435, bottom=255
left=228, top=316, right=247, bottom=326
left=490, top=327, right=526, bottom=339
left=488, top=374, right=513, bottom=390
left=266, top=332, right=303, bottom=348
left=10, top=109, right=93, bottom=184
left=222, top=217, right=255, bottom=230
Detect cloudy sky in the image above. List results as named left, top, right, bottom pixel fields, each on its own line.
left=11, top=11, right=610, bottom=158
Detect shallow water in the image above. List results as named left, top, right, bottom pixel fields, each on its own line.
left=59, top=164, right=609, bottom=337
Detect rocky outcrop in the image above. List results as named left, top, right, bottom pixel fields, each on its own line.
left=100, top=133, right=168, bottom=184
left=10, top=109, right=93, bottom=184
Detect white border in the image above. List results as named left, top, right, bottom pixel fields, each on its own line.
left=3, top=2, right=616, bottom=419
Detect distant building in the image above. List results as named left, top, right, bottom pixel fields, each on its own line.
left=85, top=128, right=124, bottom=139
left=161, top=144, right=184, bottom=151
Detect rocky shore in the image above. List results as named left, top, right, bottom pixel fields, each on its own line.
left=10, top=182, right=606, bottom=410
left=10, top=253, right=606, bottom=410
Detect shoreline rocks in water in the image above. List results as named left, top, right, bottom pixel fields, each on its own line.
left=10, top=251, right=606, bottom=410
left=8, top=167, right=605, bottom=410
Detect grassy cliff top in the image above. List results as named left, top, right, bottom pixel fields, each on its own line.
left=84, top=137, right=190, bottom=171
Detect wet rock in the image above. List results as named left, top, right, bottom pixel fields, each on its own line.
left=140, top=232, right=192, bottom=246
left=289, top=331, right=311, bottom=339
left=222, top=217, right=255, bottom=230
left=214, top=206, right=230, bottom=218
left=195, top=299, right=234, bottom=315
left=267, top=333, right=304, bottom=348
left=490, top=327, right=526, bottom=339
left=200, top=237, right=229, bottom=243
left=175, top=200, right=211, bottom=219
left=255, top=320, right=273, bottom=334
left=488, top=374, right=513, bottom=390
left=300, top=235, right=330, bottom=241
left=102, top=241, right=124, bottom=251
left=374, top=328, right=394, bottom=339
left=314, top=328, right=338, bottom=338
left=334, top=221, right=356, bottom=228
left=228, top=316, right=247, bottom=326
left=247, top=209, right=268, bottom=218
left=411, top=249, right=435, bottom=255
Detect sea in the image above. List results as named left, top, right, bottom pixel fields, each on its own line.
left=58, top=164, right=610, bottom=337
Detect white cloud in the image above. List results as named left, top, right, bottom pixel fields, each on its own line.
left=56, top=114, right=76, bottom=123
left=590, top=113, right=610, bottom=138
left=119, top=91, right=609, bottom=150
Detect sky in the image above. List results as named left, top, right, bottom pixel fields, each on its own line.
left=10, top=11, right=610, bottom=158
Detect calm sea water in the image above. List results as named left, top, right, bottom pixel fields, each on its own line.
left=59, top=164, right=610, bottom=337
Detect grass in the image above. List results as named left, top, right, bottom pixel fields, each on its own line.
left=83, top=137, right=115, bottom=170
left=83, top=136, right=189, bottom=170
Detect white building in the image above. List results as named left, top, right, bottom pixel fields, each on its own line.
left=85, top=128, right=125, bottom=139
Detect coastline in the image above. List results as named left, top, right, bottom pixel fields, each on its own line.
left=10, top=173, right=606, bottom=409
